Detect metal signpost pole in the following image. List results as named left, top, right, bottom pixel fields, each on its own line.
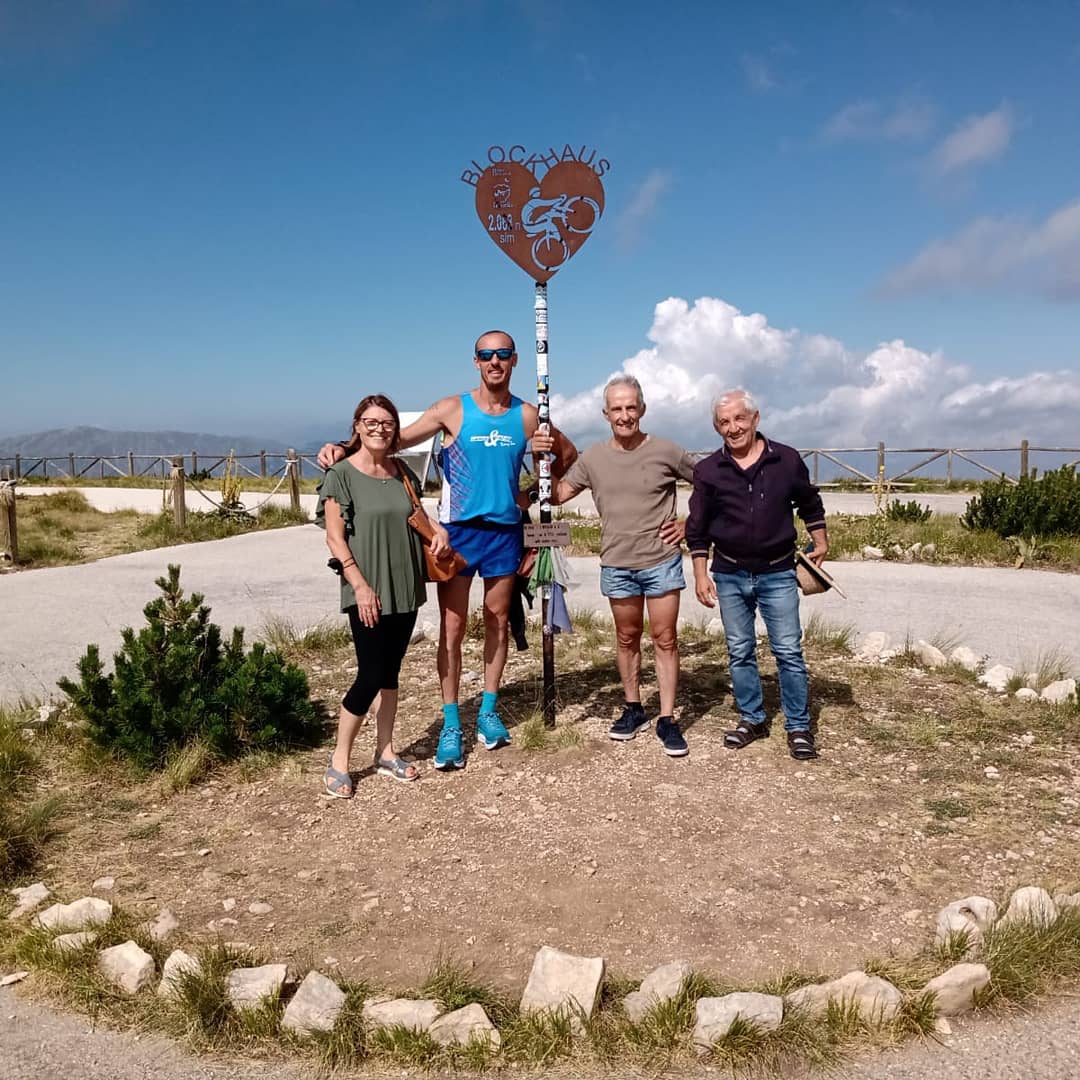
left=534, top=281, right=556, bottom=725
left=466, top=144, right=607, bottom=729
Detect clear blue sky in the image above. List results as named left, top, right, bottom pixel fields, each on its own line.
left=2, top=0, right=1078, bottom=447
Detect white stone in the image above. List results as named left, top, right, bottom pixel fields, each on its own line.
left=225, top=964, right=288, bottom=1010
left=146, top=908, right=180, bottom=942
left=692, top=992, right=783, bottom=1048
left=922, top=543, right=937, bottom=558
left=861, top=546, right=884, bottom=561
left=1002, top=886, right=1057, bottom=928
left=1040, top=678, right=1077, bottom=704
left=361, top=996, right=442, bottom=1031
left=409, top=625, right=427, bottom=645
left=0, top=971, right=29, bottom=987
left=222, top=898, right=237, bottom=912
left=915, top=641, right=947, bottom=669
left=857, top=632, right=890, bottom=659
left=949, top=646, right=981, bottom=672
left=248, top=902, right=273, bottom=916
left=1015, top=688, right=1040, bottom=701
left=53, top=931, right=99, bottom=954
left=623, top=961, right=693, bottom=1022
left=7, top=882, right=50, bottom=920
left=934, top=896, right=998, bottom=954
left=705, top=618, right=725, bottom=637
left=281, top=971, right=346, bottom=1035
left=98, top=940, right=156, bottom=994
left=922, top=963, right=990, bottom=1016
left=1054, top=892, right=1080, bottom=910
left=978, top=664, right=1015, bottom=692
left=91, top=876, right=115, bottom=892
left=785, top=971, right=902, bottom=1023
left=33, top=897, right=112, bottom=933
left=428, top=1002, right=501, bottom=1047
left=520, top=946, right=605, bottom=1031
left=157, top=949, right=202, bottom=1001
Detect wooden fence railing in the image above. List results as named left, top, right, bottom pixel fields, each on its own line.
left=1, top=443, right=1079, bottom=486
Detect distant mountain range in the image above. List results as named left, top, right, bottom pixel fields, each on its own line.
left=0, top=426, right=317, bottom=458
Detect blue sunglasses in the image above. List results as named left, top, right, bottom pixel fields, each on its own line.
left=476, top=347, right=515, bottom=361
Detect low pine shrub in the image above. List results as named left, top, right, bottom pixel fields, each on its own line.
left=962, top=466, right=1080, bottom=538
left=58, top=565, right=321, bottom=769
left=887, top=499, right=932, bottom=524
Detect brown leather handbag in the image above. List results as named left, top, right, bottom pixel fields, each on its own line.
left=400, top=471, right=466, bottom=582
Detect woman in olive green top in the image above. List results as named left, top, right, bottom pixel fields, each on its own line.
left=316, top=394, right=451, bottom=797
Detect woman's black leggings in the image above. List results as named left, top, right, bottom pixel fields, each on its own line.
left=342, top=608, right=418, bottom=717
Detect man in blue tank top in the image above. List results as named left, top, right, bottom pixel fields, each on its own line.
left=319, top=330, right=576, bottom=770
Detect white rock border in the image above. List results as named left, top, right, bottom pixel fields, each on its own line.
left=5, top=880, right=1080, bottom=1064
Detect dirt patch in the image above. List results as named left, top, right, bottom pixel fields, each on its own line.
left=43, top=626, right=1080, bottom=996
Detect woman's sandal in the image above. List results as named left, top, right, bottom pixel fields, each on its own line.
left=723, top=720, right=771, bottom=750
left=323, top=760, right=354, bottom=799
left=375, top=755, right=420, bottom=783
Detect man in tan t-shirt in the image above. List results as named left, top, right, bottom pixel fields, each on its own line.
left=550, top=375, right=696, bottom=757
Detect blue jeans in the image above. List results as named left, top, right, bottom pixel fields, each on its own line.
left=713, top=569, right=810, bottom=732
left=600, top=553, right=686, bottom=598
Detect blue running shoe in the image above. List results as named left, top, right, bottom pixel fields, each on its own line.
left=434, top=726, right=465, bottom=770
left=476, top=711, right=511, bottom=750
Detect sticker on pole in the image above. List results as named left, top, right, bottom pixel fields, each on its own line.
left=466, top=146, right=607, bottom=283
left=523, top=521, right=573, bottom=548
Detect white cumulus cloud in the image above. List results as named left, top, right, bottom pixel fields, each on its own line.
left=551, top=296, right=1080, bottom=451
left=883, top=195, right=1080, bottom=299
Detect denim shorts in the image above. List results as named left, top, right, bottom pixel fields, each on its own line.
left=446, top=520, right=523, bottom=579
left=600, top=552, right=686, bottom=599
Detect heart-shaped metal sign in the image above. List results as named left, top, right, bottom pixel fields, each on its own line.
left=475, top=160, right=605, bottom=283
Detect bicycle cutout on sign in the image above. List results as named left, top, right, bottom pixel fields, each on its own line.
left=521, top=187, right=601, bottom=270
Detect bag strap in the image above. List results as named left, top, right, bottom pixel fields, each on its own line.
left=399, top=467, right=422, bottom=511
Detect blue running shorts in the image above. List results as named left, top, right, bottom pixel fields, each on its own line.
left=446, top=520, right=523, bottom=579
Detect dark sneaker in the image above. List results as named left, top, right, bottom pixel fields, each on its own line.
left=656, top=717, right=688, bottom=757
left=787, top=730, right=818, bottom=760
left=724, top=719, right=771, bottom=750
left=608, top=704, right=649, bottom=741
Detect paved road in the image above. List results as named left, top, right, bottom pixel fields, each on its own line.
left=2, top=524, right=1078, bottom=705
left=19, top=485, right=977, bottom=518
left=2, top=989, right=1079, bottom=1079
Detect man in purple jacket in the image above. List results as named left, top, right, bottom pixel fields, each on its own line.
left=686, top=389, right=828, bottom=760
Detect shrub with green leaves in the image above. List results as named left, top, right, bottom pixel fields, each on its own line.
left=58, top=565, right=321, bottom=769
left=887, top=499, right=932, bottom=524
left=0, top=707, right=65, bottom=883
left=962, top=466, right=1080, bottom=538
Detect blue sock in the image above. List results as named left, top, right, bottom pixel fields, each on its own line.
left=480, top=691, right=498, bottom=716
left=442, top=703, right=460, bottom=730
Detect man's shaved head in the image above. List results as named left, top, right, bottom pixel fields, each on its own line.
left=474, top=330, right=515, bottom=353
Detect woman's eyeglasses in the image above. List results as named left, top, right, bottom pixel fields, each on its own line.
left=475, top=347, right=515, bottom=362
left=358, top=419, right=395, bottom=432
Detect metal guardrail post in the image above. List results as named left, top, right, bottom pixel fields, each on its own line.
left=1020, top=439, right=1029, bottom=480
left=14, top=454, right=20, bottom=480
left=260, top=450, right=267, bottom=477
